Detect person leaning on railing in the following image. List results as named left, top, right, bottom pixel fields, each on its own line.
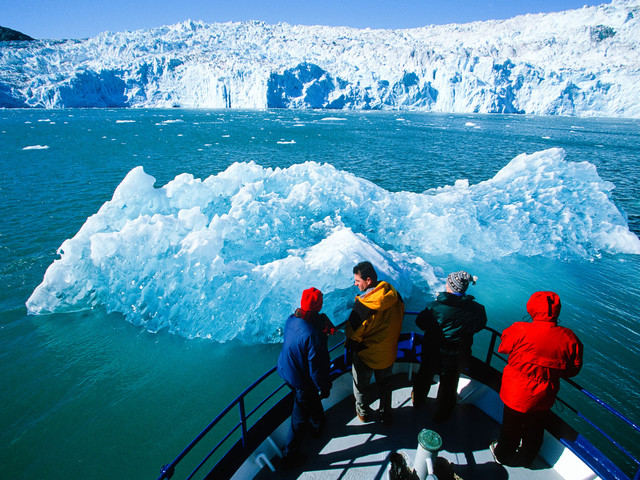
left=345, top=261, right=405, bottom=425
left=490, top=291, right=583, bottom=468
left=276, top=287, right=335, bottom=470
left=411, top=271, right=487, bottom=423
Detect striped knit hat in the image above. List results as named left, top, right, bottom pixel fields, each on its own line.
left=446, top=271, right=478, bottom=294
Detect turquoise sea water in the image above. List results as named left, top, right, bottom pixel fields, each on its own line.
left=1, top=109, right=640, bottom=479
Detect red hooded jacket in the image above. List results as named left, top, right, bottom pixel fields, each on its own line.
left=499, top=292, right=583, bottom=413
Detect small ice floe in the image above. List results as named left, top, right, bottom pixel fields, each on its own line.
left=222, top=135, right=230, bottom=138
left=320, top=117, right=347, bottom=121
left=37, top=119, right=51, bottom=122
left=277, top=140, right=296, bottom=145
left=23, top=145, right=49, bottom=150
left=155, top=119, right=185, bottom=126
left=465, top=122, right=476, bottom=127
left=542, top=136, right=551, bottom=139
left=116, top=120, right=136, bottom=123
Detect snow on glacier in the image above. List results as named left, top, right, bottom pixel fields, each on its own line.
left=25, top=149, right=640, bottom=341
left=1, top=0, right=640, bottom=116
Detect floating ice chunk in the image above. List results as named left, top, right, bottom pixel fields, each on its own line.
left=23, top=145, right=49, bottom=150
left=156, top=119, right=185, bottom=125
left=26, top=150, right=640, bottom=341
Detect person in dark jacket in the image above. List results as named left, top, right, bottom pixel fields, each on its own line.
left=277, top=287, right=334, bottom=468
left=412, top=271, right=487, bottom=423
left=491, top=291, right=583, bottom=467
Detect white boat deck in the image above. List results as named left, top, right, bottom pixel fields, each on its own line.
left=246, top=368, right=591, bottom=480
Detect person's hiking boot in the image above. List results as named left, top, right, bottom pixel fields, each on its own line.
left=356, top=405, right=376, bottom=423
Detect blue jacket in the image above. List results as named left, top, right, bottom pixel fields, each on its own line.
left=277, top=314, right=331, bottom=393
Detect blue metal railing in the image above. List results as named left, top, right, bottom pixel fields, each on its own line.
left=158, top=363, right=292, bottom=479
left=157, top=314, right=640, bottom=480
left=157, top=339, right=347, bottom=480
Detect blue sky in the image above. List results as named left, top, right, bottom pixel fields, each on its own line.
left=4, top=0, right=610, bottom=40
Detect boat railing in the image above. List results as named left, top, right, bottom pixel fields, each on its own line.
left=156, top=313, right=640, bottom=480
left=156, top=337, right=350, bottom=480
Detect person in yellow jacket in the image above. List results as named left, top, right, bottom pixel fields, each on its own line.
left=346, top=261, right=405, bottom=424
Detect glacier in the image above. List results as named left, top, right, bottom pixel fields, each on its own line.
left=25, top=149, right=640, bottom=341
left=1, top=0, right=640, bottom=116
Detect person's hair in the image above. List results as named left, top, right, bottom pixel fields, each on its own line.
left=353, top=261, right=377, bottom=283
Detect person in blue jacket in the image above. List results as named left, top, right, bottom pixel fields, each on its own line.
left=277, top=287, right=334, bottom=468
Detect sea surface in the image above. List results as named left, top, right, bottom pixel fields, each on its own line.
left=1, top=109, right=639, bottom=479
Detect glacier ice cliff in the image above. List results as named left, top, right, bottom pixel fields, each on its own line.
left=1, top=0, right=640, bottom=116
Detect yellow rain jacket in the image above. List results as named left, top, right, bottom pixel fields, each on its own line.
left=345, top=281, right=405, bottom=370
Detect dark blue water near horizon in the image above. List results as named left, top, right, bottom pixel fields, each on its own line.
left=1, top=109, right=639, bottom=479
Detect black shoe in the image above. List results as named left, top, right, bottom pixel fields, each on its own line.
left=379, top=409, right=393, bottom=425
left=411, top=390, right=426, bottom=407
left=280, top=452, right=307, bottom=470
left=389, top=452, right=419, bottom=479
left=489, top=441, right=502, bottom=465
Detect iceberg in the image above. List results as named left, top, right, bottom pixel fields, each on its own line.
left=1, top=1, right=640, bottom=116
left=26, top=149, right=640, bottom=341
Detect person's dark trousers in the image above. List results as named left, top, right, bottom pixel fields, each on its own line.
left=433, top=353, right=466, bottom=421
left=494, top=404, right=546, bottom=467
left=282, top=386, right=324, bottom=457
left=412, top=344, right=440, bottom=402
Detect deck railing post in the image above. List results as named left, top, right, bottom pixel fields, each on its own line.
left=486, top=330, right=498, bottom=366
left=239, top=398, right=248, bottom=449
left=158, top=464, right=174, bottom=480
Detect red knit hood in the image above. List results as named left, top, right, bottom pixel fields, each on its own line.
left=526, top=291, right=561, bottom=323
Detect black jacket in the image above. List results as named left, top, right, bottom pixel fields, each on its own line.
left=417, top=292, right=487, bottom=356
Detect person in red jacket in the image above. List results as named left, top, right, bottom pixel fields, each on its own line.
left=491, top=291, right=583, bottom=467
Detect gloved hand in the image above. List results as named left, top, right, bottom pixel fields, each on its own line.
left=320, top=389, right=331, bottom=399
left=345, top=338, right=366, bottom=352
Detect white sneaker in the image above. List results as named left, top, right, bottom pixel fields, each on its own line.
left=490, top=441, right=502, bottom=465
